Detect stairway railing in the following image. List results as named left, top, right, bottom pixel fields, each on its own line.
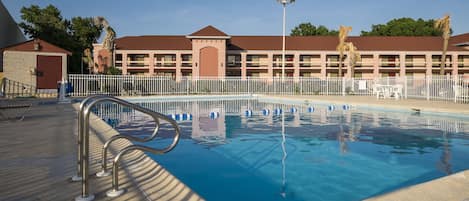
left=73, top=95, right=180, bottom=201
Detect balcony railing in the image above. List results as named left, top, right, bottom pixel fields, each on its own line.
left=432, top=61, right=453, bottom=68
left=246, top=62, right=269, bottom=68
left=299, top=62, right=321, bottom=68
left=458, top=61, right=469, bottom=68
left=273, top=61, right=294, bottom=68
left=127, top=61, right=149, bottom=67
left=227, top=62, right=241, bottom=68
left=181, top=61, right=192, bottom=67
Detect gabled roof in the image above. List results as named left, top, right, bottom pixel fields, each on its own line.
left=187, top=25, right=230, bottom=39
left=3, top=39, right=72, bottom=55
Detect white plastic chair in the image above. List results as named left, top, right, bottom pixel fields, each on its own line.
left=392, top=84, right=403, bottom=100
left=453, top=85, right=467, bottom=103
left=373, top=84, right=385, bottom=99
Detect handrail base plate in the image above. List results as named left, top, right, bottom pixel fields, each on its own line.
left=75, top=194, right=95, bottom=201
left=71, top=175, right=83, bottom=182
left=106, top=189, right=125, bottom=197
left=96, top=170, right=111, bottom=177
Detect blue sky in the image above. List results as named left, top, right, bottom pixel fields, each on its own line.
left=3, top=0, right=469, bottom=39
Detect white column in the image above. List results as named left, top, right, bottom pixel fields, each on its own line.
left=241, top=53, right=247, bottom=80
left=452, top=53, right=458, bottom=79
left=399, top=53, right=406, bottom=78
left=425, top=54, right=432, bottom=77
left=122, top=53, right=128, bottom=75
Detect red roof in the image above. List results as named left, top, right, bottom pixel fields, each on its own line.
left=115, top=36, right=192, bottom=50
left=114, top=28, right=469, bottom=52
left=450, top=33, right=469, bottom=46
left=3, top=39, right=72, bottom=55
left=189, top=25, right=229, bottom=37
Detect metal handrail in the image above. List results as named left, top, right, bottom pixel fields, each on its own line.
left=96, top=121, right=161, bottom=177
left=75, top=95, right=178, bottom=201
left=72, top=95, right=111, bottom=182
left=106, top=118, right=181, bottom=197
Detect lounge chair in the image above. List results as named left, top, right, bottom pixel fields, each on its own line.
left=391, top=84, right=403, bottom=100
left=373, top=84, right=385, bottom=99
left=453, top=85, right=469, bottom=103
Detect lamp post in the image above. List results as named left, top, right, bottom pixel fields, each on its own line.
left=277, top=0, right=294, bottom=81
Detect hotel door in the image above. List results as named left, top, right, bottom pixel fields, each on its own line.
left=199, top=47, right=218, bottom=77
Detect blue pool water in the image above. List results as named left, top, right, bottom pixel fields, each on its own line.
left=95, top=98, right=469, bottom=201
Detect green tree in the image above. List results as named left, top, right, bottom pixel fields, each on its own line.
left=361, top=17, right=450, bottom=36
left=291, top=22, right=338, bottom=36
left=18, top=5, right=103, bottom=73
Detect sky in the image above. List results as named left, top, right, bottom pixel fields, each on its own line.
left=3, top=0, right=469, bottom=39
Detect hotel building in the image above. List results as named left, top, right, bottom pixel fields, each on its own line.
left=93, top=25, right=469, bottom=79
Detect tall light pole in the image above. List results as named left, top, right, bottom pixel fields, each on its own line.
left=277, top=0, right=294, bottom=81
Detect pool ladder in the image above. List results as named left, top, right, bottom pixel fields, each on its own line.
left=72, top=95, right=181, bottom=201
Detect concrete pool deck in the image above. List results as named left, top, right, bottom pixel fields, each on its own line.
left=263, top=95, right=469, bottom=116
left=0, top=96, right=468, bottom=201
left=0, top=99, right=203, bottom=201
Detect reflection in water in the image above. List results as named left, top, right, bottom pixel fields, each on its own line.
left=280, top=108, right=287, bottom=199
left=437, top=132, right=452, bottom=175
left=338, top=124, right=348, bottom=154
left=92, top=98, right=469, bottom=201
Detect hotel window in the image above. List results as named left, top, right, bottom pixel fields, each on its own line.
left=115, top=54, right=122, bottom=67
left=432, top=55, right=451, bottom=67
left=181, top=54, right=192, bottom=67
left=273, top=55, right=294, bottom=67
left=326, top=55, right=339, bottom=67
left=226, top=54, right=241, bottom=67
left=300, top=55, right=320, bottom=67
left=405, top=56, right=413, bottom=68
left=247, top=55, right=268, bottom=67
left=379, top=55, right=398, bottom=68
left=458, top=55, right=469, bottom=68
left=356, top=55, right=373, bottom=67
left=127, top=54, right=149, bottom=67
left=156, top=54, right=176, bottom=67
left=406, top=55, right=426, bottom=68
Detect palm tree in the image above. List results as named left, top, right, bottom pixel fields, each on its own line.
left=83, top=48, right=94, bottom=73
left=90, top=16, right=116, bottom=73
left=337, top=26, right=352, bottom=77
left=345, top=42, right=360, bottom=78
left=434, top=15, right=451, bottom=75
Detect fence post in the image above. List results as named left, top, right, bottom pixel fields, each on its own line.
left=186, top=77, right=189, bottom=95
left=326, top=77, right=329, bottom=96
left=300, top=78, right=303, bottom=96
left=247, top=77, right=250, bottom=95
left=426, top=75, right=430, bottom=101
left=404, top=76, right=408, bottom=99
left=342, top=77, right=345, bottom=96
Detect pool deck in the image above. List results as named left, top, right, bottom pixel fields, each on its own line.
left=0, top=99, right=203, bottom=201
left=265, top=95, right=469, bottom=116
left=1, top=95, right=469, bottom=201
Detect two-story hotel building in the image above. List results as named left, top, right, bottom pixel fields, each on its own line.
left=93, top=25, right=469, bottom=79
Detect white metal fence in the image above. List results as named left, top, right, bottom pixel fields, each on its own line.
left=68, top=75, right=469, bottom=103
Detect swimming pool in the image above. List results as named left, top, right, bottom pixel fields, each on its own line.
left=95, top=98, right=469, bottom=201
